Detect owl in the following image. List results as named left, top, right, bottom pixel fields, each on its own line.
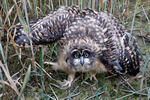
left=12, top=6, right=140, bottom=87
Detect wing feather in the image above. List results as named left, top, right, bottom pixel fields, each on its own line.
left=81, top=8, right=140, bottom=75
left=11, top=6, right=140, bottom=76
left=12, top=6, right=80, bottom=46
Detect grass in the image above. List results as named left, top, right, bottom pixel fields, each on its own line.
left=0, top=0, right=150, bottom=99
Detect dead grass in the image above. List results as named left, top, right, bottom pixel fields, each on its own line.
left=0, top=0, right=150, bottom=99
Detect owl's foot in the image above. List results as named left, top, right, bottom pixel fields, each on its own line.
left=90, top=74, right=98, bottom=82
left=89, top=71, right=98, bottom=82
left=61, top=79, right=72, bottom=87
left=59, top=72, right=75, bottom=89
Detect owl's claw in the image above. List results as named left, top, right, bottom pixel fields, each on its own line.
left=61, top=79, right=72, bottom=87
left=59, top=72, right=75, bottom=89
left=90, top=74, right=98, bottom=82
left=54, top=79, right=73, bottom=89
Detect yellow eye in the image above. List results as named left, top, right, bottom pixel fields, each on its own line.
left=72, top=51, right=80, bottom=59
left=84, top=53, right=89, bottom=58
left=74, top=54, right=79, bottom=58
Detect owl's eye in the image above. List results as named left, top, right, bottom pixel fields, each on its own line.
left=84, top=52, right=89, bottom=58
left=74, top=54, right=79, bottom=58
left=83, top=51, right=90, bottom=58
left=72, top=51, right=80, bottom=59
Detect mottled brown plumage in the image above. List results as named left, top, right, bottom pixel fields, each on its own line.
left=11, top=6, right=140, bottom=87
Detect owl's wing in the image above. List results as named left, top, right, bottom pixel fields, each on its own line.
left=99, top=32, right=140, bottom=76
left=12, top=6, right=79, bottom=46
left=98, top=13, right=140, bottom=76
left=81, top=8, right=140, bottom=76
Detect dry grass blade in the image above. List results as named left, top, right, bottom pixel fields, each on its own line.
left=85, top=91, right=104, bottom=100
left=2, top=0, right=10, bottom=25
left=148, top=88, right=150, bottom=99
left=100, top=0, right=104, bottom=11
left=35, top=62, right=53, bottom=79
left=13, top=0, right=28, bottom=32
left=0, top=61, right=19, bottom=95
left=129, top=0, right=139, bottom=37
left=49, top=84, right=59, bottom=100
left=120, top=89, right=147, bottom=96
left=107, top=0, right=111, bottom=13
left=22, top=0, right=35, bottom=68
left=0, top=41, right=7, bottom=64
left=17, top=65, right=31, bottom=100
left=141, top=5, right=150, bottom=24
left=140, top=51, right=149, bottom=99
left=119, top=74, right=136, bottom=91
left=60, top=92, right=80, bottom=100
left=92, top=0, right=95, bottom=9
left=115, top=88, right=148, bottom=100
left=3, top=5, right=14, bottom=26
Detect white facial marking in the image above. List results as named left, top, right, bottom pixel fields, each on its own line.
left=73, top=59, right=80, bottom=65
left=84, top=58, right=90, bottom=65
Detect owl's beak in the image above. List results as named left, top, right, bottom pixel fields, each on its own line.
left=80, top=56, right=84, bottom=66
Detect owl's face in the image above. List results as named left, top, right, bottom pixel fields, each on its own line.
left=66, top=48, right=97, bottom=71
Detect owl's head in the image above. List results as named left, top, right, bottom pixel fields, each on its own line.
left=66, top=48, right=96, bottom=71
left=64, top=38, right=100, bottom=72
left=63, top=20, right=105, bottom=72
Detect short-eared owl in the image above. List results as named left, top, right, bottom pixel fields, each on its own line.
left=12, top=6, right=140, bottom=87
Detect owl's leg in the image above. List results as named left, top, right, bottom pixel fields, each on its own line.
left=61, top=72, right=75, bottom=87
left=89, top=71, right=98, bottom=82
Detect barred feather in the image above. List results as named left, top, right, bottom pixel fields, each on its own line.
left=12, top=6, right=140, bottom=76
left=12, top=6, right=80, bottom=46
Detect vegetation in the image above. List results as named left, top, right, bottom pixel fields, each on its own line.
left=0, top=0, right=150, bottom=99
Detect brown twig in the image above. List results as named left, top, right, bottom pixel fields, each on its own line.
left=100, top=0, right=104, bottom=11
left=121, top=89, right=147, bottom=96
left=107, top=0, right=111, bottom=13
left=49, top=84, right=59, bottom=100
left=85, top=91, right=104, bottom=100
left=119, top=74, right=136, bottom=91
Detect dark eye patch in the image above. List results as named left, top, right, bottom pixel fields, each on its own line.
left=72, top=51, right=81, bottom=58
left=83, top=50, right=91, bottom=58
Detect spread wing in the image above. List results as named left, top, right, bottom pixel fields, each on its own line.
left=12, top=6, right=80, bottom=46
left=11, top=6, right=140, bottom=76
left=81, top=8, right=140, bottom=76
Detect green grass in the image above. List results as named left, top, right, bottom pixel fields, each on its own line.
left=0, top=0, right=150, bottom=99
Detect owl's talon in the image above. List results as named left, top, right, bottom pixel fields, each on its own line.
left=60, top=72, right=75, bottom=88
left=90, top=74, right=98, bottom=82
left=61, top=80, right=72, bottom=87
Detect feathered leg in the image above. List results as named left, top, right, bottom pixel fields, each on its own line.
left=44, top=61, right=75, bottom=87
